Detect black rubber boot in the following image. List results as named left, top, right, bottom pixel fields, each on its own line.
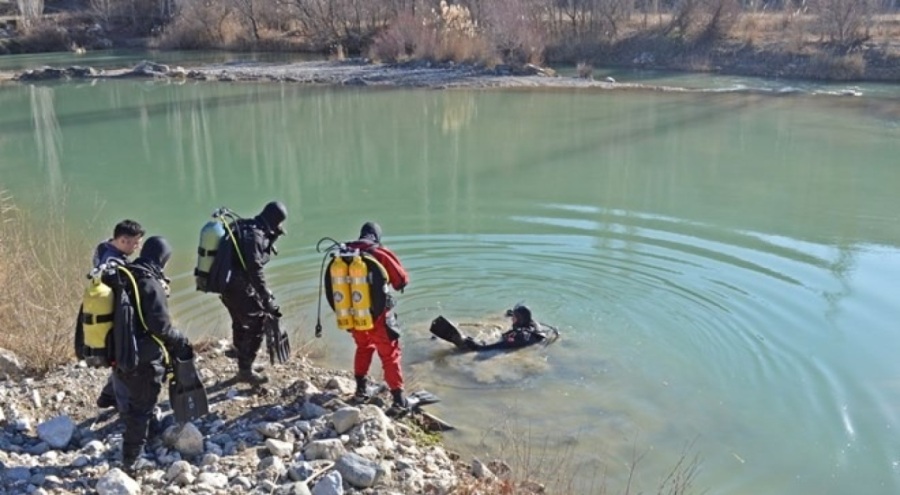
left=354, top=375, right=369, bottom=400
left=235, top=368, right=268, bottom=385
left=386, top=388, right=408, bottom=417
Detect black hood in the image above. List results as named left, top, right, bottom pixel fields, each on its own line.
left=512, top=304, right=532, bottom=326
left=136, top=236, right=172, bottom=272
left=256, top=201, right=287, bottom=237
left=359, top=222, right=382, bottom=243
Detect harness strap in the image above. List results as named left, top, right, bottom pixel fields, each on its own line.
left=118, top=266, right=171, bottom=367
left=82, top=313, right=114, bottom=325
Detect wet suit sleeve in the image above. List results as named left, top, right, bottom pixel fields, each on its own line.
left=372, top=246, right=409, bottom=291
left=137, top=278, right=189, bottom=353
left=242, top=226, right=271, bottom=302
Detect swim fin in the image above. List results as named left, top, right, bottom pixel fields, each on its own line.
left=429, top=316, right=467, bottom=350
left=265, top=315, right=291, bottom=365
left=168, top=357, right=209, bottom=423
left=406, top=390, right=441, bottom=409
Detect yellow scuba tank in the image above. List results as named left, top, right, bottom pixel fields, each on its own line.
left=82, top=274, right=114, bottom=367
left=194, top=216, right=227, bottom=291
left=329, top=254, right=353, bottom=330
left=349, top=254, right=374, bottom=330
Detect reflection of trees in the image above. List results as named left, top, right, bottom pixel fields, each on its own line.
left=29, top=85, right=63, bottom=199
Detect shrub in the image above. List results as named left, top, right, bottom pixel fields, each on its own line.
left=0, top=191, right=88, bottom=374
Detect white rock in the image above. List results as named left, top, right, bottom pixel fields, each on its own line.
left=82, top=440, right=106, bottom=456
left=96, top=468, right=140, bottom=495
left=31, top=390, right=42, bottom=408
left=196, top=472, right=228, bottom=489
left=266, top=438, right=294, bottom=457
left=200, top=453, right=220, bottom=466
left=303, top=439, right=346, bottom=461
left=36, top=415, right=76, bottom=449
left=330, top=407, right=360, bottom=434
left=165, top=460, right=194, bottom=485
left=164, top=423, right=204, bottom=457
left=256, top=422, right=286, bottom=439
left=325, top=376, right=354, bottom=394
left=335, top=452, right=380, bottom=488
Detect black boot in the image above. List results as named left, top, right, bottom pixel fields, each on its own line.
left=235, top=368, right=268, bottom=385
left=386, top=388, right=408, bottom=417
left=354, top=375, right=369, bottom=400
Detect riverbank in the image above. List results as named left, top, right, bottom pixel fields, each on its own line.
left=0, top=341, right=530, bottom=494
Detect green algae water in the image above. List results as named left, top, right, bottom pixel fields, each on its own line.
left=2, top=72, right=900, bottom=494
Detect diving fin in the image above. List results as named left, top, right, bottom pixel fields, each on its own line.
left=406, top=390, right=441, bottom=409
left=265, top=316, right=291, bottom=365
left=168, top=357, right=209, bottom=423
left=429, top=316, right=467, bottom=350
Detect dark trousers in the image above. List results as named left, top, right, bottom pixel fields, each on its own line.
left=221, top=292, right=265, bottom=370
left=114, top=341, right=165, bottom=462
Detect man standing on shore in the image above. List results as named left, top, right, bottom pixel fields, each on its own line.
left=74, top=219, right=145, bottom=410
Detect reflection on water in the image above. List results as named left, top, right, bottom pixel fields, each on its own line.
left=2, top=78, right=900, bottom=494
left=28, top=86, right=63, bottom=197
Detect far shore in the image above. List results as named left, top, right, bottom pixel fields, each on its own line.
left=0, top=57, right=885, bottom=99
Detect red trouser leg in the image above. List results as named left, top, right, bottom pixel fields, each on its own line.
left=351, top=321, right=404, bottom=391
left=352, top=330, right=376, bottom=378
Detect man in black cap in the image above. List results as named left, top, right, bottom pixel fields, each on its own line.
left=109, top=236, right=193, bottom=473
left=343, top=221, right=410, bottom=414
left=219, top=201, right=287, bottom=384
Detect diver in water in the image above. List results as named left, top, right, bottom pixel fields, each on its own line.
left=430, top=304, right=557, bottom=352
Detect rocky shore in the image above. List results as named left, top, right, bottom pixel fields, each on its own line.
left=0, top=342, right=517, bottom=495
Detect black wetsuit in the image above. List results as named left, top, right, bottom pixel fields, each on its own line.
left=113, top=258, right=189, bottom=465
left=219, top=217, right=278, bottom=371
left=464, top=322, right=546, bottom=351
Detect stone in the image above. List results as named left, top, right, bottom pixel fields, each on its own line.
left=330, top=407, right=360, bottom=434
left=256, top=422, right=286, bottom=439
left=303, top=439, right=345, bottom=461
left=277, top=481, right=313, bottom=495
left=165, top=460, right=194, bottom=485
left=472, top=457, right=494, bottom=479
left=36, top=415, right=76, bottom=449
left=197, top=472, right=228, bottom=489
left=0, top=349, right=24, bottom=375
left=335, top=452, right=380, bottom=488
left=266, top=438, right=294, bottom=457
left=96, top=468, right=140, bottom=495
left=311, top=470, right=344, bottom=495
left=163, top=423, right=204, bottom=457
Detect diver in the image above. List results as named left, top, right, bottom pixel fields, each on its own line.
left=74, top=219, right=145, bottom=411
left=218, top=201, right=288, bottom=384
left=430, top=304, right=558, bottom=352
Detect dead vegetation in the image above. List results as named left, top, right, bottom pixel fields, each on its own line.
left=0, top=190, right=89, bottom=373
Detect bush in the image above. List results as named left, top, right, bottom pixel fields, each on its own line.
left=0, top=191, right=89, bottom=374
left=16, top=21, right=70, bottom=53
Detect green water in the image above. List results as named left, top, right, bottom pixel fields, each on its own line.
left=2, top=74, right=900, bottom=494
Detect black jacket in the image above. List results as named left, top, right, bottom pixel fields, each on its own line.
left=126, top=261, right=189, bottom=357
left=466, top=323, right=546, bottom=352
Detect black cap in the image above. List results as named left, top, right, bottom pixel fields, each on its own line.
left=359, top=222, right=382, bottom=243
left=138, top=236, right=172, bottom=269
left=257, top=201, right=287, bottom=236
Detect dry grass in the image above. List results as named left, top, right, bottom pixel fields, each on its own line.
left=0, top=191, right=89, bottom=374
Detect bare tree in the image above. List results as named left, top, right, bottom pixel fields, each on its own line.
left=809, top=0, right=875, bottom=44
left=16, top=0, right=43, bottom=28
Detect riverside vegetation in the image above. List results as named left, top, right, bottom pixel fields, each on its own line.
left=0, top=193, right=701, bottom=493
left=1, top=0, right=899, bottom=81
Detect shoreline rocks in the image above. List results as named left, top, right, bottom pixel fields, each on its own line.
left=0, top=343, right=515, bottom=495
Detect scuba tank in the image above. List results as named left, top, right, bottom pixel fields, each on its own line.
left=349, top=254, right=374, bottom=330
left=82, top=265, right=115, bottom=368
left=329, top=253, right=354, bottom=330
left=194, top=207, right=239, bottom=292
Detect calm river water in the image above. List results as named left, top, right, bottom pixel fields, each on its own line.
left=1, top=58, right=899, bottom=494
